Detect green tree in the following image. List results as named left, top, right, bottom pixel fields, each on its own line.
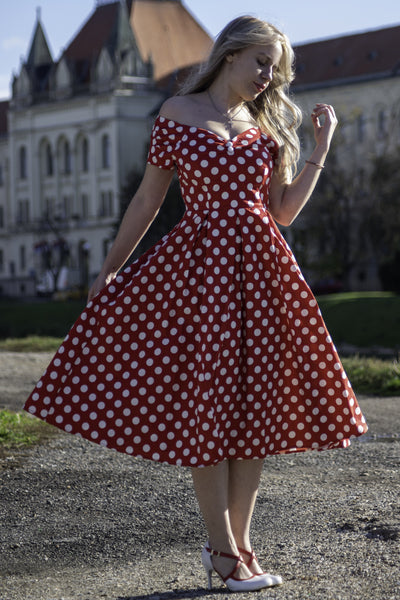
left=367, top=149, right=400, bottom=291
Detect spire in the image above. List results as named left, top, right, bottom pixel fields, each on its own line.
left=111, top=1, right=137, bottom=56
left=26, top=11, right=53, bottom=68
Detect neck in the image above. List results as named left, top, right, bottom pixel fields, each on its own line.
left=207, top=81, right=244, bottom=114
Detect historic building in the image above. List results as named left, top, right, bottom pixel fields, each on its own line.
left=0, top=2, right=399, bottom=296
left=291, top=24, right=400, bottom=291
left=0, top=0, right=210, bottom=297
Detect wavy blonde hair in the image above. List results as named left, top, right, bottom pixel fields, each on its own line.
left=178, top=16, right=302, bottom=183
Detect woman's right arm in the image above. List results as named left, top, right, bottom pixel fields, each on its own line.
left=88, top=164, right=174, bottom=301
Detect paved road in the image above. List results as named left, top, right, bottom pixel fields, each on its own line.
left=0, top=353, right=399, bottom=600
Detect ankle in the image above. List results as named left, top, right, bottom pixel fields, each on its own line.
left=209, top=553, right=253, bottom=582
left=207, top=536, right=238, bottom=557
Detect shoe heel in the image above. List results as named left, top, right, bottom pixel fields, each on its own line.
left=206, top=568, right=212, bottom=590
left=201, top=545, right=213, bottom=590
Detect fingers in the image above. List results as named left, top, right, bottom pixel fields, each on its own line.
left=311, top=103, right=337, bottom=126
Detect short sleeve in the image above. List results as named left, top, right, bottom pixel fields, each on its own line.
left=262, top=134, right=279, bottom=164
left=146, top=116, right=176, bottom=170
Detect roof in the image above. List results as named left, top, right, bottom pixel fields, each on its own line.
left=293, top=24, right=400, bottom=90
left=0, top=101, right=9, bottom=137
left=128, top=0, right=212, bottom=84
left=61, top=1, right=211, bottom=89
left=62, top=2, right=147, bottom=87
left=63, top=3, right=120, bottom=62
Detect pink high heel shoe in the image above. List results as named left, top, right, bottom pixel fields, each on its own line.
left=201, top=544, right=282, bottom=592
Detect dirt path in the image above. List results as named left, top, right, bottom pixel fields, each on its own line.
left=0, top=352, right=399, bottom=600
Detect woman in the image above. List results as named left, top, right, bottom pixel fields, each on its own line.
left=25, top=16, right=368, bottom=592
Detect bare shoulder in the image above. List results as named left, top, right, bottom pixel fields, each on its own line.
left=159, top=94, right=206, bottom=122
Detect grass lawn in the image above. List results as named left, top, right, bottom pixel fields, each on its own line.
left=317, top=291, right=399, bottom=349
left=0, top=292, right=399, bottom=397
left=0, top=409, right=55, bottom=450
left=1, top=291, right=398, bottom=349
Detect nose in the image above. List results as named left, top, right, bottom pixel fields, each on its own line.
left=262, top=65, right=274, bottom=81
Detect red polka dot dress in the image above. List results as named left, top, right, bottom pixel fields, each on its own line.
left=24, top=116, right=368, bottom=467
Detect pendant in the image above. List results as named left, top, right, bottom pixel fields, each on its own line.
left=225, top=115, right=233, bottom=131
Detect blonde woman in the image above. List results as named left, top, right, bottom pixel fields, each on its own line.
left=25, top=16, right=367, bottom=593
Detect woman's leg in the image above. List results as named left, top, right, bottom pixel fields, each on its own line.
left=228, top=458, right=264, bottom=549
left=228, top=458, right=264, bottom=574
left=191, top=458, right=264, bottom=579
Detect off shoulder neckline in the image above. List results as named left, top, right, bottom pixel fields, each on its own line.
left=155, top=114, right=269, bottom=144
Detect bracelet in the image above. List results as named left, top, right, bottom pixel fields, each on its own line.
left=305, top=160, right=325, bottom=169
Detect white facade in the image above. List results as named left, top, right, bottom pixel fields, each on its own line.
left=296, top=77, right=400, bottom=170
left=0, top=89, right=162, bottom=297
left=0, top=3, right=164, bottom=297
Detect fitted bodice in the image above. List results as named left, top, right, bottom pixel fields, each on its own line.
left=148, top=117, right=279, bottom=214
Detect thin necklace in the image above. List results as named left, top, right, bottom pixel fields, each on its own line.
left=207, top=89, right=245, bottom=132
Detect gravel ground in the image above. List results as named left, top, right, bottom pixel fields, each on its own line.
left=0, top=352, right=399, bottom=600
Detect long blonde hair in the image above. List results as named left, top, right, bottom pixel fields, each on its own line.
left=178, top=16, right=302, bottom=183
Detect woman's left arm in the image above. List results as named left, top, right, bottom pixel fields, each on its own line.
left=268, top=103, right=338, bottom=227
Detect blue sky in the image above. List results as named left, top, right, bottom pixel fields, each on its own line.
left=1, top=0, right=399, bottom=99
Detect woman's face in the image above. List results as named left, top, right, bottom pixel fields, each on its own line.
left=226, top=42, right=283, bottom=102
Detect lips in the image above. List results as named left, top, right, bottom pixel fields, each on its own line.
left=254, top=82, right=266, bottom=93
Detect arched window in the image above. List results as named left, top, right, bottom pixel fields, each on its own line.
left=19, top=146, right=27, bottom=179
left=102, top=134, right=110, bottom=169
left=82, top=137, right=89, bottom=172
left=64, top=140, right=72, bottom=174
left=46, top=143, right=53, bottom=176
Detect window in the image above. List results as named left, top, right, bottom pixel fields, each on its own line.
left=81, top=194, right=89, bottom=219
left=0, top=249, right=3, bottom=273
left=46, top=144, right=53, bottom=176
left=99, top=190, right=113, bottom=217
left=17, top=199, right=30, bottom=224
left=44, top=197, right=54, bottom=220
left=0, top=163, right=3, bottom=186
left=103, top=238, right=111, bottom=260
left=19, top=146, right=27, bottom=179
left=82, top=138, right=89, bottom=172
left=64, top=140, right=72, bottom=174
left=19, top=245, right=26, bottom=271
left=61, top=196, right=72, bottom=220
left=0, top=206, right=4, bottom=228
left=102, top=134, right=110, bottom=169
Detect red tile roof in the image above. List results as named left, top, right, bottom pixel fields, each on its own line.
left=293, top=24, right=400, bottom=90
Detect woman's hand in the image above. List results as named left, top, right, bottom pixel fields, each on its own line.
left=87, top=271, right=117, bottom=303
left=311, top=103, right=338, bottom=150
